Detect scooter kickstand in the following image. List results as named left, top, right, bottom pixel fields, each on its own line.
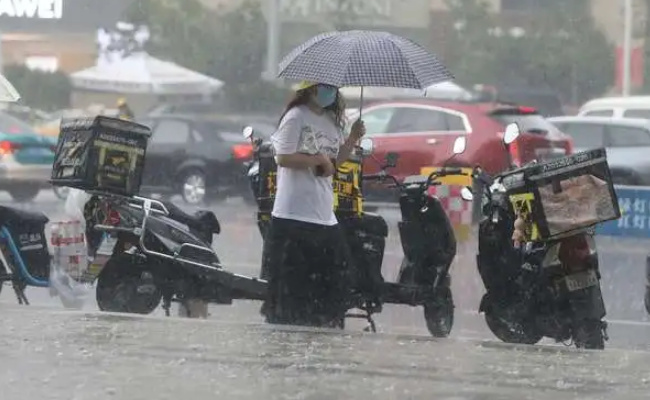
left=12, top=282, right=29, bottom=305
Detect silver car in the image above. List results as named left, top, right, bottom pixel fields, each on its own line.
left=548, top=116, right=650, bottom=185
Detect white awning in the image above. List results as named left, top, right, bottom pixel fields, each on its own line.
left=71, top=52, right=224, bottom=95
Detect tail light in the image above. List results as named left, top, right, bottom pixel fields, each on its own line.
left=232, top=144, right=253, bottom=160
left=565, top=137, right=574, bottom=155
left=509, top=138, right=522, bottom=167
left=0, top=141, right=21, bottom=155
left=559, top=235, right=591, bottom=265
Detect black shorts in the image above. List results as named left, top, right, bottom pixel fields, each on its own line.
left=261, top=216, right=352, bottom=326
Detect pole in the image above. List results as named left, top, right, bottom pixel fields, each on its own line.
left=265, top=0, right=281, bottom=80
left=0, top=30, right=3, bottom=76
left=622, top=0, right=633, bottom=96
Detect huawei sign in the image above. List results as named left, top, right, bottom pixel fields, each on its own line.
left=0, top=0, right=63, bottom=19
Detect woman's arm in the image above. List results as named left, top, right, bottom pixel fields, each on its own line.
left=276, top=153, right=321, bottom=169
left=336, top=138, right=356, bottom=165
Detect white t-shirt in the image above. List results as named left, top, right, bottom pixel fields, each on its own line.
left=271, top=105, right=344, bottom=226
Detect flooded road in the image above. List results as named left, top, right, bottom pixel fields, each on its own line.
left=2, top=193, right=650, bottom=399
left=2, top=306, right=650, bottom=400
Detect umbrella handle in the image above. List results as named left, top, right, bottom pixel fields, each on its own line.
left=358, top=86, right=364, bottom=117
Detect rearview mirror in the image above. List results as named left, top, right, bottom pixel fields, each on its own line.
left=243, top=126, right=254, bottom=140
left=359, top=137, right=373, bottom=156
left=460, top=187, right=473, bottom=201
left=503, top=123, right=520, bottom=145
left=385, top=152, right=399, bottom=168
left=452, top=136, right=467, bottom=155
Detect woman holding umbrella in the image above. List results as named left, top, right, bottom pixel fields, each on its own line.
left=263, top=30, right=454, bottom=328
left=262, top=80, right=366, bottom=327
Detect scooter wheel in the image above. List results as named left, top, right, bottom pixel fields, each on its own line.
left=573, top=319, right=605, bottom=350
left=423, top=287, right=454, bottom=338
left=484, top=309, right=542, bottom=345
left=96, top=255, right=162, bottom=315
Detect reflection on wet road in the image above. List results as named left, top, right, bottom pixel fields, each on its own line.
left=2, top=194, right=650, bottom=399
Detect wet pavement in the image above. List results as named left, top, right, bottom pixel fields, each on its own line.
left=2, top=306, right=650, bottom=400
left=2, top=192, right=650, bottom=399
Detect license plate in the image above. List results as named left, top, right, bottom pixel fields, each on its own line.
left=564, top=269, right=598, bottom=292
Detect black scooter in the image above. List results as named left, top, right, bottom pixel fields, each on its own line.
left=361, top=136, right=467, bottom=337
left=244, top=127, right=465, bottom=336
left=461, top=123, right=608, bottom=349
left=87, top=192, right=266, bottom=316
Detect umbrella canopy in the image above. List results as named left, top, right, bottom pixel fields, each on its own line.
left=0, top=74, right=20, bottom=103
left=278, top=30, right=453, bottom=89
left=70, top=52, right=224, bottom=95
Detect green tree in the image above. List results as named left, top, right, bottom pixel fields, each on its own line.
left=3, top=65, right=71, bottom=111
left=125, top=0, right=288, bottom=112
left=444, top=0, right=614, bottom=104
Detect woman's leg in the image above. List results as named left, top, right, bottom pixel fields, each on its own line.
left=261, top=217, right=315, bottom=325
left=300, top=224, right=353, bottom=327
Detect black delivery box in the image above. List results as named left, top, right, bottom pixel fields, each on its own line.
left=50, top=116, right=152, bottom=196
left=500, top=148, right=620, bottom=241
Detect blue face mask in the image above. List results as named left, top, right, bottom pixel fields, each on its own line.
left=315, top=85, right=337, bottom=108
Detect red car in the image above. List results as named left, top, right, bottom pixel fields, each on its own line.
left=353, top=99, right=573, bottom=184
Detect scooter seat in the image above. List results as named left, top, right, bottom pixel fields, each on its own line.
left=0, top=205, right=48, bottom=227
left=359, top=212, right=389, bottom=237
left=163, top=202, right=221, bottom=235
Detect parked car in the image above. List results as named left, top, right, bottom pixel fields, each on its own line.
left=0, top=111, right=56, bottom=201
left=136, top=115, right=270, bottom=205
left=577, top=96, right=650, bottom=119
left=349, top=99, right=572, bottom=194
left=548, top=116, right=650, bottom=185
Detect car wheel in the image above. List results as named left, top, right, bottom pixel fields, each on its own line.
left=180, top=170, right=207, bottom=205
left=8, top=186, right=40, bottom=202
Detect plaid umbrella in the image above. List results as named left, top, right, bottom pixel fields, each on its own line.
left=278, top=30, right=453, bottom=89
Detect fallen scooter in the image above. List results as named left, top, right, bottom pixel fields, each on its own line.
left=244, top=126, right=466, bottom=336
left=49, top=115, right=268, bottom=318
left=461, top=122, right=612, bottom=349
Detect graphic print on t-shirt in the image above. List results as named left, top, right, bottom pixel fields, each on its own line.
left=297, top=125, right=340, bottom=158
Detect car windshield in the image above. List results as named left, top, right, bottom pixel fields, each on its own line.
left=0, top=112, right=39, bottom=135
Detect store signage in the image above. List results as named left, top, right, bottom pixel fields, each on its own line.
left=0, top=0, right=63, bottom=19
left=275, top=0, right=430, bottom=28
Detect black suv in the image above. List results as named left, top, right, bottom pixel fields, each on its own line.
left=137, top=115, right=276, bottom=205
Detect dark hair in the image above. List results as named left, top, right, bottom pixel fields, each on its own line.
left=278, top=85, right=346, bottom=132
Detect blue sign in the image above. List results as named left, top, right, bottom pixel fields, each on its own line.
left=597, top=185, right=650, bottom=238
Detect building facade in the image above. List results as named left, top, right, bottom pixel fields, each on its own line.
left=0, top=0, right=134, bottom=73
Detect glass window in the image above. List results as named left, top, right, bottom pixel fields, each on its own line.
left=390, top=108, right=448, bottom=132
left=623, top=109, right=650, bottom=119
left=0, top=112, right=39, bottom=135
left=446, top=113, right=466, bottom=131
left=558, top=123, right=605, bottom=149
left=361, top=107, right=396, bottom=135
left=608, top=125, right=650, bottom=147
left=151, top=120, right=191, bottom=144
left=583, top=109, right=614, bottom=117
